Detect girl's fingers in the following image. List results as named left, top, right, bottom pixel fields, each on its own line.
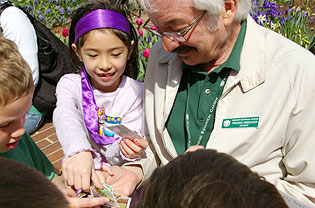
left=134, top=138, right=148, bottom=149
left=119, top=142, right=130, bottom=157
left=123, top=139, right=142, bottom=153
left=65, top=166, right=74, bottom=187
left=74, top=169, right=82, bottom=191
left=120, top=140, right=136, bottom=158
left=81, top=169, right=93, bottom=191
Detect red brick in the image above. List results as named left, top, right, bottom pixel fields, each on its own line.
left=53, top=160, right=62, bottom=174
left=47, top=149, right=65, bottom=164
left=48, top=134, right=59, bottom=142
left=42, top=141, right=62, bottom=155
left=31, top=127, right=56, bottom=142
left=37, top=123, right=54, bottom=132
left=36, top=139, right=51, bottom=149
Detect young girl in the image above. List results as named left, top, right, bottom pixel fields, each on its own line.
left=53, top=0, right=147, bottom=192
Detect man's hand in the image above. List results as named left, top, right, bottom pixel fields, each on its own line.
left=104, top=165, right=143, bottom=196
left=185, top=145, right=204, bottom=153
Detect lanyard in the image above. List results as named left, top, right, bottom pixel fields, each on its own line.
left=185, top=69, right=229, bottom=147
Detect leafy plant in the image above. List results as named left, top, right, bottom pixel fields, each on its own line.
left=8, top=0, right=87, bottom=28
left=135, top=18, right=160, bottom=82
left=251, top=0, right=314, bottom=52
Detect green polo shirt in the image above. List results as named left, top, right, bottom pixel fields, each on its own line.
left=166, top=20, right=246, bottom=155
left=0, top=133, right=57, bottom=180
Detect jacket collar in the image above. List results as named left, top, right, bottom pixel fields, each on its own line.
left=237, top=16, right=266, bottom=92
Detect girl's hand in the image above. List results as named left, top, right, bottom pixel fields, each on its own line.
left=119, top=138, right=148, bottom=159
left=62, top=151, right=104, bottom=191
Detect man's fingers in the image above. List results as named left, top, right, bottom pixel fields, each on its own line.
left=91, top=169, right=103, bottom=189
left=185, top=145, right=204, bottom=153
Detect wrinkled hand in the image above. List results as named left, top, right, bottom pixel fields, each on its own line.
left=119, top=138, right=148, bottom=159
left=185, top=145, right=204, bottom=153
left=62, top=151, right=104, bottom=191
left=105, top=165, right=143, bottom=196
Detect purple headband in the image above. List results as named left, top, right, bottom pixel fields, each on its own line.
left=74, top=9, right=131, bottom=43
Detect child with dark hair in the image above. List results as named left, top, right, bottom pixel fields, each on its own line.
left=137, top=149, right=288, bottom=208
left=0, top=158, right=69, bottom=208
left=53, top=0, right=148, bottom=192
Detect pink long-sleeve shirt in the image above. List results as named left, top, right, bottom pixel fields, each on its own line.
left=53, top=74, right=143, bottom=169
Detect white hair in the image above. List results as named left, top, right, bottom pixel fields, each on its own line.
left=139, top=0, right=251, bottom=31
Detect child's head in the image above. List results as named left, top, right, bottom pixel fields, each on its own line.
left=0, top=157, right=69, bottom=208
left=137, top=149, right=288, bottom=208
left=0, top=37, right=34, bottom=152
left=69, top=0, right=139, bottom=92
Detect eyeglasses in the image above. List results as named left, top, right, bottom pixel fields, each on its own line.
left=144, top=11, right=207, bottom=42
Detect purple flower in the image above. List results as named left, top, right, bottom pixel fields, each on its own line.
left=147, top=36, right=151, bottom=43
left=44, top=8, right=51, bottom=14
left=59, top=7, right=65, bottom=16
left=67, top=7, right=75, bottom=15
left=58, top=16, right=64, bottom=24
left=38, top=14, right=45, bottom=22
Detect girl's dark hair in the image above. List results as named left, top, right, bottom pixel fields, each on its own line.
left=69, top=0, right=139, bottom=79
left=136, top=149, right=288, bottom=208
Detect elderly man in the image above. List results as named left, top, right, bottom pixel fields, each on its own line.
left=124, top=0, right=315, bottom=206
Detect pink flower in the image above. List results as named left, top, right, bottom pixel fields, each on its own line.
left=136, top=18, right=143, bottom=26
left=62, top=29, right=69, bottom=37
left=151, top=26, right=158, bottom=31
left=139, top=29, right=143, bottom=36
left=143, top=48, right=150, bottom=58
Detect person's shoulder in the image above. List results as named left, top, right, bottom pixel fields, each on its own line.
left=1, top=6, right=26, bottom=18
left=58, top=73, right=81, bottom=84
left=125, top=76, right=143, bottom=92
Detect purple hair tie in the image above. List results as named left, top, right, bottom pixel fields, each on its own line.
left=74, top=9, right=131, bottom=43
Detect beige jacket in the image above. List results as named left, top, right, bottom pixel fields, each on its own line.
left=142, top=16, right=315, bottom=206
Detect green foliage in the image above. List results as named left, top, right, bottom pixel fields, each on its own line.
left=251, top=0, right=314, bottom=53
left=9, top=0, right=88, bottom=28
left=136, top=27, right=160, bottom=81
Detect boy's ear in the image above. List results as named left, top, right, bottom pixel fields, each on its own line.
left=127, top=40, right=135, bottom=60
left=71, top=43, right=82, bottom=61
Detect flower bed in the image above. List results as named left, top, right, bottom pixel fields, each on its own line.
left=7, top=0, right=314, bottom=81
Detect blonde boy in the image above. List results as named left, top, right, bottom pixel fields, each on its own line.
left=0, top=37, right=58, bottom=179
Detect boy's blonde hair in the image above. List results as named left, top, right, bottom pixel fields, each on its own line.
left=0, top=38, right=34, bottom=107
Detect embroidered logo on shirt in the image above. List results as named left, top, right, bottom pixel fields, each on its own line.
left=97, top=107, right=121, bottom=137
left=222, top=116, right=259, bottom=128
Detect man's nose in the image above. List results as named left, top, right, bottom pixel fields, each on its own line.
left=161, top=36, right=181, bottom=53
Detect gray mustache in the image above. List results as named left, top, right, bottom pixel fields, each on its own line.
left=172, top=45, right=196, bottom=54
